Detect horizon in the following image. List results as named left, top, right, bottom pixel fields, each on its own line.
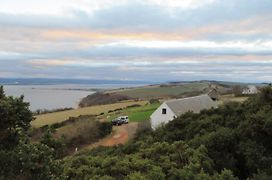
left=1, top=0, right=272, bottom=82
left=0, top=77, right=268, bottom=85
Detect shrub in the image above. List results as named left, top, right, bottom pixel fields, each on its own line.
left=98, top=122, right=113, bottom=137
left=149, top=99, right=160, bottom=104
left=126, top=104, right=142, bottom=108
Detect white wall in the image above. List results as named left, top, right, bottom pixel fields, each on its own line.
left=150, top=103, right=176, bottom=130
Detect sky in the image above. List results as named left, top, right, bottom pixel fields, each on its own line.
left=0, top=0, right=272, bottom=83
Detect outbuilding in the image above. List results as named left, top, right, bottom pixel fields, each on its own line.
left=242, top=85, right=259, bottom=95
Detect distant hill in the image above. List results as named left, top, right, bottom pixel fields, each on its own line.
left=78, top=80, right=261, bottom=107
left=106, top=81, right=229, bottom=99
left=78, top=92, right=133, bottom=107
left=0, top=78, right=265, bottom=87
left=167, top=80, right=264, bottom=87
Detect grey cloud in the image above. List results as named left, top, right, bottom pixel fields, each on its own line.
left=1, top=0, right=272, bottom=32
left=1, top=55, right=271, bottom=82
left=45, top=45, right=272, bottom=59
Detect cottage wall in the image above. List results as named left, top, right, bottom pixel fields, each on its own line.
left=150, top=103, right=176, bottom=130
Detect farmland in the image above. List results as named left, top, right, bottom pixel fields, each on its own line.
left=107, top=83, right=210, bottom=98
left=99, top=102, right=161, bottom=122
left=106, top=82, right=232, bottom=99
left=32, top=100, right=147, bottom=127
left=32, top=81, right=250, bottom=128
left=32, top=93, right=249, bottom=128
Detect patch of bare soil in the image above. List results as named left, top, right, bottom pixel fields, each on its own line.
left=87, top=122, right=139, bottom=149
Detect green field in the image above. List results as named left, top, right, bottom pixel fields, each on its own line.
left=108, top=83, right=210, bottom=98
left=32, top=100, right=148, bottom=127
left=101, top=102, right=161, bottom=122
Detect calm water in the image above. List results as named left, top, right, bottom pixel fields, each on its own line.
left=3, top=84, right=145, bottom=111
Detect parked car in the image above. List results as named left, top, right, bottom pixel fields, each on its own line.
left=119, top=116, right=129, bottom=124
left=111, top=116, right=129, bottom=126
left=111, top=118, right=123, bottom=126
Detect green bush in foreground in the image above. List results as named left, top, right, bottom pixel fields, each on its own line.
left=63, top=141, right=236, bottom=179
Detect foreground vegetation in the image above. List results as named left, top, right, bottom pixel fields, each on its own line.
left=1, top=85, right=272, bottom=179
left=31, top=115, right=113, bottom=157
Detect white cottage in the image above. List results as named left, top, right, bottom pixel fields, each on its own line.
left=150, top=95, right=218, bottom=129
left=242, top=85, right=259, bottom=95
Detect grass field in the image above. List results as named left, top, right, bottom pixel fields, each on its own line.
left=108, top=83, right=210, bottom=98
left=219, top=94, right=249, bottom=105
left=32, top=100, right=147, bottom=127
left=101, top=102, right=161, bottom=122
left=54, top=116, right=95, bottom=138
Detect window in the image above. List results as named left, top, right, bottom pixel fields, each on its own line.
left=162, top=108, right=167, bottom=114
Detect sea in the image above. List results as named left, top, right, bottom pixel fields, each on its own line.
left=3, top=84, right=143, bottom=111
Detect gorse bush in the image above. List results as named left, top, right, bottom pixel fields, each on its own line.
left=54, top=119, right=112, bottom=152
left=63, top=141, right=236, bottom=180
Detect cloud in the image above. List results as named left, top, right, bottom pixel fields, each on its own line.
left=1, top=0, right=271, bottom=31
left=0, top=0, right=272, bottom=82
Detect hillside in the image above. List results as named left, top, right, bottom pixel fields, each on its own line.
left=32, top=100, right=147, bottom=127
left=60, top=86, right=272, bottom=179
left=2, top=85, right=272, bottom=179
left=78, top=92, right=133, bottom=107
left=77, top=80, right=260, bottom=108
left=105, top=81, right=246, bottom=99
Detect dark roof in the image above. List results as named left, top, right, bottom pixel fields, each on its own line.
left=207, top=88, right=217, bottom=94
left=165, top=95, right=217, bottom=116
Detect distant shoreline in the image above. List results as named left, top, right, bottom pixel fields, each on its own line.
left=0, top=78, right=153, bottom=86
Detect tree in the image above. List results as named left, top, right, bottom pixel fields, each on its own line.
left=0, top=86, right=63, bottom=179
left=0, top=85, right=5, bottom=99
left=0, top=86, right=33, bottom=149
left=41, top=127, right=66, bottom=158
left=0, top=142, right=63, bottom=179
left=232, top=85, right=242, bottom=96
left=149, top=98, right=160, bottom=104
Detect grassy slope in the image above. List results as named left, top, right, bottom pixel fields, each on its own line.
left=32, top=81, right=250, bottom=128
left=99, top=94, right=248, bottom=123
left=33, top=95, right=248, bottom=128
left=108, top=83, right=209, bottom=98
left=100, top=102, right=161, bottom=122
left=54, top=117, right=95, bottom=138
left=32, top=100, right=147, bottom=127
left=219, top=94, right=249, bottom=105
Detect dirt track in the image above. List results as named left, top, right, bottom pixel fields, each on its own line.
left=88, top=122, right=139, bottom=149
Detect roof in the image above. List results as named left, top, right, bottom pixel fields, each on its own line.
left=165, top=95, right=217, bottom=116
left=207, top=88, right=217, bottom=94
